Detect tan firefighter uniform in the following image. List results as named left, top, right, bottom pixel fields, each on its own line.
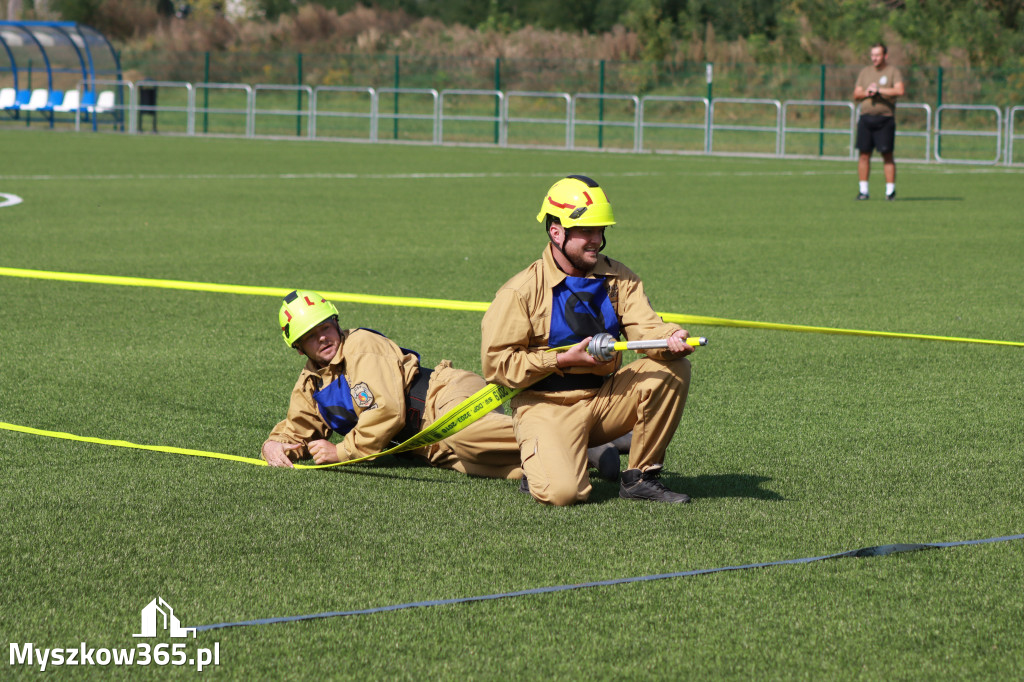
left=268, top=328, right=522, bottom=479
left=481, top=246, right=692, bottom=505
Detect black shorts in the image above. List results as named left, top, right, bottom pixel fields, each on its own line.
left=857, top=114, right=896, bottom=154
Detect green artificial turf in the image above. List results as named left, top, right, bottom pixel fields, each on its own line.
left=1, top=129, right=1022, bottom=679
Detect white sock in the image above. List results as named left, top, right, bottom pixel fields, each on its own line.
left=886, top=183, right=895, bottom=196
left=859, top=181, right=869, bottom=195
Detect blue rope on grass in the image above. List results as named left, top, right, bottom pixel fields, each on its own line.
left=195, top=533, right=1024, bottom=632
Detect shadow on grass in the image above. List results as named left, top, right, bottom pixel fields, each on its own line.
left=587, top=472, right=784, bottom=503
left=891, top=197, right=964, bottom=201
left=319, top=455, right=453, bottom=484
left=674, top=473, right=784, bottom=501
left=318, top=461, right=783, bottom=501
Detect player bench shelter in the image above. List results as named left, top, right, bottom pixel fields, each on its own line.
left=0, top=20, right=123, bottom=129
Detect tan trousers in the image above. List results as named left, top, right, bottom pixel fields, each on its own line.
left=510, top=356, right=691, bottom=506
left=421, top=361, right=523, bottom=480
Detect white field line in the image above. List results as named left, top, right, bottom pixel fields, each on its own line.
left=0, top=192, right=24, bottom=207
left=0, top=165, right=1020, bottom=183
left=0, top=171, right=655, bottom=182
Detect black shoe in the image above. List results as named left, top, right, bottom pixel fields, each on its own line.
left=518, top=476, right=530, bottom=494
left=856, top=192, right=870, bottom=201
left=619, top=468, right=690, bottom=503
left=586, top=443, right=620, bottom=481
left=886, top=191, right=896, bottom=201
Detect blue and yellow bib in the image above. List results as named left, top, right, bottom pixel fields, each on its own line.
left=312, top=375, right=359, bottom=435
left=549, top=276, right=620, bottom=348
left=310, top=328, right=420, bottom=435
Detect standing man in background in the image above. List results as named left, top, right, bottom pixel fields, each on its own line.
left=853, top=43, right=905, bottom=201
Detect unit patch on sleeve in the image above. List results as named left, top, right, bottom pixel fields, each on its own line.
left=350, top=382, right=376, bottom=409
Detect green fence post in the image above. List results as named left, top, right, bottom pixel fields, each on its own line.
left=494, top=57, right=501, bottom=144
left=296, top=52, right=303, bottom=137
left=598, top=59, right=605, bottom=149
left=819, top=64, right=826, bottom=155
left=203, top=51, right=210, bottom=134
left=393, top=54, right=400, bottom=140
left=936, top=66, right=943, bottom=157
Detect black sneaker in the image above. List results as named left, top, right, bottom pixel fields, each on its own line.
left=886, top=191, right=896, bottom=201
left=586, top=443, right=620, bottom=481
left=856, top=192, right=870, bottom=201
left=518, top=476, right=530, bottom=494
left=619, top=468, right=691, bottom=503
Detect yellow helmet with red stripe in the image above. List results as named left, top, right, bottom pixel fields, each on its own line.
left=536, top=175, right=616, bottom=229
left=279, top=290, right=339, bottom=347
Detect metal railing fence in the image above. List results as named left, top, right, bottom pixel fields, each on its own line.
left=781, top=100, right=855, bottom=158
left=709, top=98, right=782, bottom=156
left=9, top=77, right=1017, bottom=165
left=638, top=96, right=709, bottom=153
left=252, top=84, right=313, bottom=139
left=311, top=86, right=376, bottom=141
left=934, top=104, right=1003, bottom=165
left=1008, top=106, right=1024, bottom=166
left=571, top=93, right=640, bottom=152
left=502, top=91, right=572, bottom=149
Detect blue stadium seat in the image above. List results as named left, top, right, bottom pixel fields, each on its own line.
left=22, top=89, right=64, bottom=126
left=45, top=90, right=64, bottom=110
left=14, top=89, right=31, bottom=108
left=2, top=89, right=31, bottom=119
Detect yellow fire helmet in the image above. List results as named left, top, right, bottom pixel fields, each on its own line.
left=536, top=175, right=616, bottom=229
left=279, top=290, right=339, bottom=348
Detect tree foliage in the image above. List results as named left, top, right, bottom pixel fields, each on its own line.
left=46, top=0, right=1024, bottom=68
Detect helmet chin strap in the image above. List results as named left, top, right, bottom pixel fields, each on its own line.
left=547, top=217, right=604, bottom=273
left=548, top=216, right=602, bottom=272
left=555, top=233, right=573, bottom=265
left=546, top=219, right=573, bottom=272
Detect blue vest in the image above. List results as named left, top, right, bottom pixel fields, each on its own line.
left=309, top=328, right=420, bottom=435
left=312, top=375, right=359, bottom=435
left=549, top=276, right=620, bottom=348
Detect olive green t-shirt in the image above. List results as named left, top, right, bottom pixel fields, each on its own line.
left=856, top=64, right=903, bottom=116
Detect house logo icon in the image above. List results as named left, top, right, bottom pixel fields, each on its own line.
left=133, top=597, right=197, bottom=638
